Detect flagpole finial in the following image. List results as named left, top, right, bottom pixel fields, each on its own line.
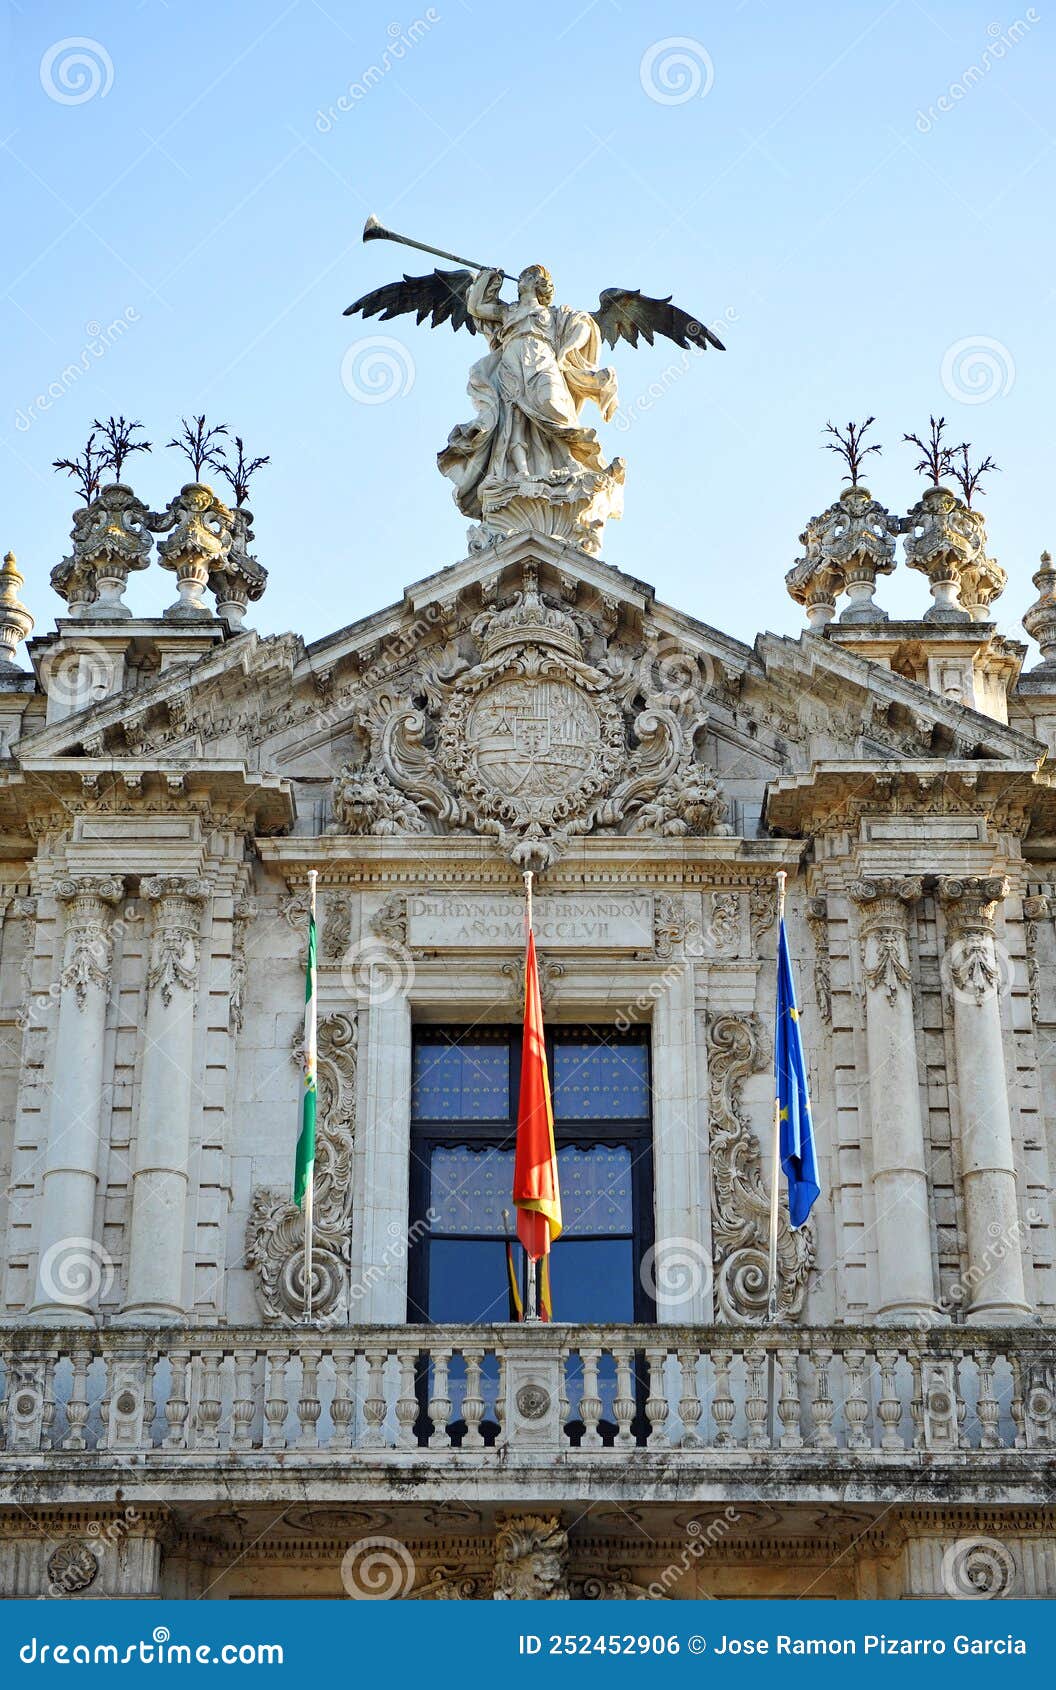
left=775, top=868, right=787, bottom=922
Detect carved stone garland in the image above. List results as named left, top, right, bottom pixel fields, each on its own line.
left=706, top=1014, right=814, bottom=1322
left=245, top=1012, right=357, bottom=1323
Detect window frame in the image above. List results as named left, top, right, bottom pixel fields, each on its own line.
left=407, top=1023, right=656, bottom=1324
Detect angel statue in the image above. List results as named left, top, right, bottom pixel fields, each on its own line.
left=345, top=215, right=725, bottom=556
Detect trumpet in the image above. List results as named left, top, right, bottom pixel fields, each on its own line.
left=362, top=213, right=516, bottom=280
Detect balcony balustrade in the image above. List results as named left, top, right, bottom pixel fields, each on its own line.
left=1, top=1325, right=1052, bottom=1506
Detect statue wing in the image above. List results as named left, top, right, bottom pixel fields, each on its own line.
left=343, top=268, right=478, bottom=334
left=592, top=288, right=725, bottom=352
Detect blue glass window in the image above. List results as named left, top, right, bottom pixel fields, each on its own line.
left=412, top=1040, right=510, bottom=1120
left=553, top=1040, right=650, bottom=1119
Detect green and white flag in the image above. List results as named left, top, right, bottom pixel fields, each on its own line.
left=294, top=873, right=318, bottom=1212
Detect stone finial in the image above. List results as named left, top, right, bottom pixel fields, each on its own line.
left=786, top=485, right=898, bottom=629
left=0, top=551, right=34, bottom=671
left=51, top=483, right=153, bottom=619
left=903, top=485, right=1005, bottom=623
left=149, top=483, right=231, bottom=620
left=208, top=506, right=267, bottom=629
left=1022, top=551, right=1056, bottom=669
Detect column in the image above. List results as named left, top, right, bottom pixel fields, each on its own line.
left=121, top=876, right=207, bottom=1323
left=850, top=877, right=940, bottom=1322
left=30, top=875, right=123, bottom=1323
left=940, top=876, right=1031, bottom=1322
left=651, top=963, right=710, bottom=1323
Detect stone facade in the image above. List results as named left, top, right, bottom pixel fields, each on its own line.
left=0, top=507, right=1054, bottom=1600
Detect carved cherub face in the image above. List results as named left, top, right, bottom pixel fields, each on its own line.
left=518, top=265, right=554, bottom=306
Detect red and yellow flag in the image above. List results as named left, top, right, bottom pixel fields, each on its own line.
left=513, top=929, right=562, bottom=1319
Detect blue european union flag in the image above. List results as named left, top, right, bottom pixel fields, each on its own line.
left=776, top=915, right=820, bottom=1228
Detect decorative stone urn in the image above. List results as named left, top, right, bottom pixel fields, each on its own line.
left=903, top=484, right=1004, bottom=622
left=207, top=506, right=268, bottom=629
left=786, top=484, right=898, bottom=629
left=51, top=483, right=153, bottom=619
left=1022, top=551, right=1056, bottom=670
left=150, top=483, right=233, bottom=620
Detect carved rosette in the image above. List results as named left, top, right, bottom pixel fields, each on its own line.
left=55, top=875, right=124, bottom=1009
left=849, top=877, right=922, bottom=1006
left=939, top=876, right=1010, bottom=1005
left=142, top=875, right=208, bottom=1007
left=706, top=1014, right=814, bottom=1323
left=246, top=1012, right=357, bottom=1323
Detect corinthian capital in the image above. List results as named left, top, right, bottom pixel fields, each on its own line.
left=55, top=876, right=124, bottom=1008
left=938, top=875, right=1010, bottom=936
left=142, top=876, right=208, bottom=1006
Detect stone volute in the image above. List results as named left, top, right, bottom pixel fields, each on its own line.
left=786, top=484, right=898, bottom=629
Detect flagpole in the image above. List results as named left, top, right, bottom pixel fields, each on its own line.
left=767, top=869, right=787, bottom=1326
left=521, top=869, right=540, bottom=1325
left=304, top=869, right=318, bottom=1326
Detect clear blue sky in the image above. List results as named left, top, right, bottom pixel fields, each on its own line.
left=2, top=0, right=1054, bottom=655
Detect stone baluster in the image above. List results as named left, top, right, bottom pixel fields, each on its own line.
left=776, top=1347, right=803, bottom=1450
left=843, top=1348, right=871, bottom=1449
left=194, top=1349, right=223, bottom=1450
left=331, top=1349, right=355, bottom=1451
left=427, top=1347, right=452, bottom=1449
left=30, top=875, right=124, bottom=1323
left=494, top=1351, right=506, bottom=1449
left=395, top=1349, right=419, bottom=1449
left=644, top=1346, right=670, bottom=1449
left=578, top=1348, right=604, bottom=1449
left=875, top=1348, right=905, bottom=1450
left=122, top=876, right=208, bottom=1323
left=710, top=1349, right=737, bottom=1448
left=461, top=1349, right=486, bottom=1449
left=677, top=1347, right=704, bottom=1449
left=849, top=877, right=940, bottom=1322
left=808, top=1345, right=837, bottom=1448
left=231, top=1350, right=256, bottom=1451
left=611, top=1344, right=636, bottom=1448
left=744, top=1346, right=769, bottom=1449
left=264, top=1349, right=290, bottom=1449
left=975, top=1348, right=1001, bottom=1449
left=361, top=1348, right=388, bottom=1448
left=296, top=1348, right=322, bottom=1449
left=62, top=1348, right=92, bottom=1450
left=164, top=1350, right=191, bottom=1450
left=939, top=877, right=1031, bottom=1321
